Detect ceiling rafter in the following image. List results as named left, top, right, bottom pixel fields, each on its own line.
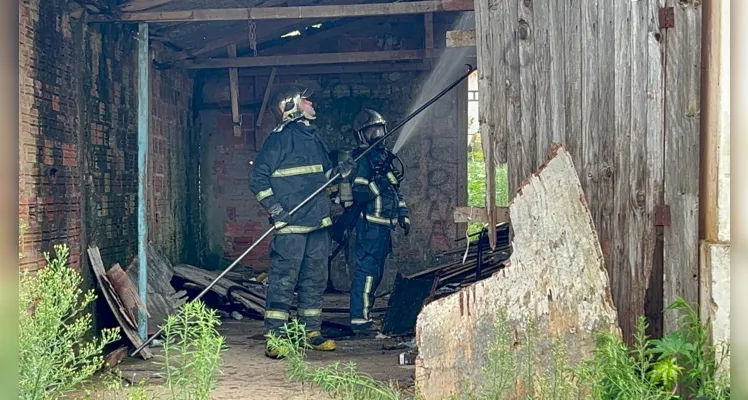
left=88, top=0, right=473, bottom=23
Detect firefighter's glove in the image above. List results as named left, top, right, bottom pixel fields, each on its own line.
left=398, top=215, right=410, bottom=236
left=268, top=204, right=290, bottom=228
left=332, top=158, right=355, bottom=179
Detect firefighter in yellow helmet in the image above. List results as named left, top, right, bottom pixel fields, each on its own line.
left=249, top=83, right=353, bottom=358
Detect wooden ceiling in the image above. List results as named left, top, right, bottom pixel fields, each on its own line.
left=87, top=0, right=475, bottom=70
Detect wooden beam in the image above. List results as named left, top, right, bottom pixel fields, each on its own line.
left=180, top=49, right=439, bottom=69
left=88, top=0, right=474, bottom=23
left=118, top=0, right=176, bottom=12
left=224, top=61, right=431, bottom=77
left=256, top=68, right=277, bottom=127
left=446, top=29, right=475, bottom=47
left=453, top=207, right=510, bottom=224
left=227, top=44, right=242, bottom=137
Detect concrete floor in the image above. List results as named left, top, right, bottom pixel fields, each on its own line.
left=113, top=297, right=417, bottom=400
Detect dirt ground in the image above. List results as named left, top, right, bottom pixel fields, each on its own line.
left=111, top=296, right=417, bottom=400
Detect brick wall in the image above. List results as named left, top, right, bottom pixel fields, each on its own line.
left=198, top=16, right=469, bottom=292
left=19, top=0, right=197, bottom=277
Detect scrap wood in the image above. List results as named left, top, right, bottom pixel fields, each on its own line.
left=106, top=263, right=150, bottom=325
left=103, top=345, right=129, bottom=369
left=172, top=264, right=266, bottom=314
left=87, top=246, right=153, bottom=360
left=125, top=244, right=187, bottom=331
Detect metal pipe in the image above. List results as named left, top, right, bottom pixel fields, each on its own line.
left=131, top=63, right=476, bottom=357
left=136, top=22, right=150, bottom=342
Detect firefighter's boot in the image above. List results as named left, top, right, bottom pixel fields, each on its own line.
left=307, top=331, right=336, bottom=351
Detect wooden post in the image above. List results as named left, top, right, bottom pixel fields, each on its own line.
left=136, top=22, right=150, bottom=341
left=424, top=13, right=434, bottom=49
left=256, top=68, right=277, bottom=128
left=227, top=44, right=242, bottom=136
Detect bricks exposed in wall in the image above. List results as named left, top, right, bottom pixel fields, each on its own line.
left=19, top=0, right=198, bottom=274
left=19, top=0, right=83, bottom=271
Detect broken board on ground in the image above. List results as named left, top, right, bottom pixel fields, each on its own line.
left=381, top=272, right=438, bottom=336
left=87, top=246, right=153, bottom=360
left=125, top=243, right=188, bottom=334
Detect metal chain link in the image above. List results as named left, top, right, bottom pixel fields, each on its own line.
left=247, top=17, right=258, bottom=57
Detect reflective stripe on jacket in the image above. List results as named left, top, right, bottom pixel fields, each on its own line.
left=249, top=121, right=334, bottom=234
left=350, top=146, right=408, bottom=228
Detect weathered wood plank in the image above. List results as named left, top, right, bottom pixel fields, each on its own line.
left=88, top=247, right=153, bottom=359
left=581, top=0, right=599, bottom=237
left=227, top=44, right=242, bottom=137
left=532, top=0, right=552, bottom=168
left=415, top=145, right=620, bottom=399
left=548, top=0, right=566, bottom=147
left=626, top=0, right=656, bottom=341
left=596, top=0, right=616, bottom=329
left=445, top=29, right=475, bottom=47
left=643, top=0, right=666, bottom=339
left=89, top=0, right=475, bottom=22
left=663, top=0, right=701, bottom=334
left=179, top=49, right=440, bottom=69
left=612, top=0, right=633, bottom=341
left=564, top=0, right=583, bottom=171
left=517, top=0, right=537, bottom=190
left=232, top=62, right=432, bottom=77
left=474, top=0, right=507, bottom=248
left=504, top=0, right=521, bottom=193
left=453, top=206, right=509, bottom=224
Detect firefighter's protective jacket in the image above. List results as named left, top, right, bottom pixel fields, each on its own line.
left=351, top=145, right=408, bottom=228
left=249, top=121, right=335, bottom=234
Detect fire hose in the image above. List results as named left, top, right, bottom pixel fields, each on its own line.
left=131, top=64, right=477, bottom=357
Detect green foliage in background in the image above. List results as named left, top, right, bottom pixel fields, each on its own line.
left=19, top=244, right=121, bottom=400
left=466, top=151, right=509, bottom=237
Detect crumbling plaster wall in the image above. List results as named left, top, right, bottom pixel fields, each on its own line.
left=198, top=17, right=469, bottom=292
left=19, top=0, right=198, bottom=275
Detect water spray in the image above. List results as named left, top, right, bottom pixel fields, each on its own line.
left=130, top=63, right=477, bottom=358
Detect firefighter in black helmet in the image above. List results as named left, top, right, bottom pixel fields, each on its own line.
left=248, top=83, right=353, bottom=358
left=347, top=108, right=410, bottom=334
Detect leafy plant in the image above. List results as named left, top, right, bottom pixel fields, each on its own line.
left=267, top=319, right=403, bottom=400
left=156, top=300, right=227, bottom=400
left=19, top=244, right=121, bottom=400
left=647, top=298, right=731, bottom=398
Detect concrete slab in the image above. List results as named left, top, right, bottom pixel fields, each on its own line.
left=414, top=145, right=620, bottom=399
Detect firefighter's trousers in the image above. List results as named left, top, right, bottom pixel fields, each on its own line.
left=350, top=219, right=392, bottom=325
left=264, top=229, right=330, bottom=334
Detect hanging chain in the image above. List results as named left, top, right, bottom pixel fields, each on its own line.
left=247, top=16, right=258, bottom=57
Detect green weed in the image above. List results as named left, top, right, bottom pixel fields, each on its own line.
left=266, top=319, right=404, bottom=400
left=19, top=244, right=121, bottom=400
left=156, top=300, right=227, bottom=400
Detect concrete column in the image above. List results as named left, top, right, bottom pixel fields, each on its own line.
left=699, top=0, right=730, bottom=371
